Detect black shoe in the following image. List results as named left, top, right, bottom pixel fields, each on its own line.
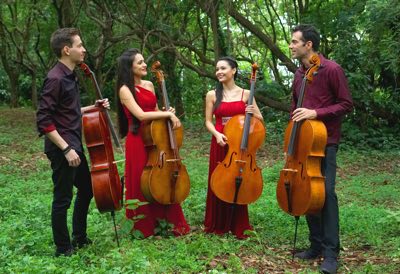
left=294, top=248, right=321, bottom=260
left=72, top=237, right=92, bottom=249
left=320, top=257, right=338, bottom=274
left=55, top=247, right=74, bottom=257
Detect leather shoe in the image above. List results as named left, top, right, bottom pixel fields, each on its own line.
left=294, top=248, right=321, bottom=260
left=55, top=247, right=74, bottom=257
left=320, top=257, right=338, bottom=274
left=72, top=237, right=92, bottom=249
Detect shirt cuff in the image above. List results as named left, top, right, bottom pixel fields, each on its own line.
left=315, top=108, right=325, bottom=119
left=43, top=124, right=56, bottom=134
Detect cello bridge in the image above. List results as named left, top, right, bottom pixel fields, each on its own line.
left=282, top=168, right=298, bottom=172
left=235, top=160, right=247, bottom=164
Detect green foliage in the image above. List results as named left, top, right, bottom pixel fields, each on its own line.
left=377, top=210, right=400, bottom=234
left=0, top=0, right=398, bottom=144
left=341, top=120, right=400, bottom=150
left=119, top=199, right=147, bottom=239
left=329, top=0, right=400, bottom=129
left=0, top=73, right=9, bottom=102
left=154, top=219, right=174, bottom=237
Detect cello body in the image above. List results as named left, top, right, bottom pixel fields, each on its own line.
left=140, top=119, right=190, bottom=204
left=82, top=106, right=122, bottom=213
left=276, top=53, right=327, bottom=217
left=276, top=119, right=327, bottom=216
left=211, top=115, right=265, bottom=204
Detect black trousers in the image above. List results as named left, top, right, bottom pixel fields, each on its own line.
left=306, top=144, right=340, bottom=259
left=46, top=150, right=93, bottom=252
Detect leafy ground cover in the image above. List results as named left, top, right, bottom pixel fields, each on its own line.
left=0, top=107, right=399, bottom=273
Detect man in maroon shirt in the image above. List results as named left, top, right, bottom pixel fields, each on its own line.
left=289, top=25, right=353, bottom=274
left=36, top=28, right=108, bottom=257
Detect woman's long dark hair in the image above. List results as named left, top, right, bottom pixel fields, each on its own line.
left=213, top=56, right=239, bottom=111
left=115, top=48, right=141, bottom=137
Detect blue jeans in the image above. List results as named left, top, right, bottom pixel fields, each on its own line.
left=306, top=144, right=340, bottom=259
left=46, top=150, right=93, bottom=252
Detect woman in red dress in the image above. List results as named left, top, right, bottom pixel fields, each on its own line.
left=204, top=56, right=264, bottom=239
left=115, top=48, right=190, bottom=238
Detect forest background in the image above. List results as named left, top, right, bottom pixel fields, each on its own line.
left=0, top=0, right=399, bottom=273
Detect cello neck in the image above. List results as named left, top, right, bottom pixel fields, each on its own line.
left=240, top=63, right=258, bottom=150
left=295, top=76, right=308, bottom=109
left=151, top=61, right=179, bottom=152
left=287, top=76, right=307, bottom=156
left=160, top=78, right=177, bottom=150
left=79, top=63, right=104, bottom=100
left=161, top=79, right=171, bottom=111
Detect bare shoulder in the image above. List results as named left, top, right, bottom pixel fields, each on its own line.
left=119, top=85, right=130, bottom=95
left=119, top=85, right=134, bottom=100
left=142, top=80, right=155, bottom=92
left=206, top=89, right=216, bottom=99
left=206, top=89, right=216, bottom=102
left=243, top=88, right=250, bottom=95
left=242, top=88, right=251, bottom=101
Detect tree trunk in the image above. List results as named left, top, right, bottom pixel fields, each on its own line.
left=9, top=73, right=19, bottom=108
left=53, top=0, right=76, bottom=27
left=198, top=0, right=228, bottom=59
left=31, top=71, right=38, bottom=109
left=255, top=94, right=290, bottom=112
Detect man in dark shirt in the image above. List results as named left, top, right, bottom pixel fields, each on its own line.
left=289, top=24, right=353, bottom=274
left=36, top=28, right=108, bottom=257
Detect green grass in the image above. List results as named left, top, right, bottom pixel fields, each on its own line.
left=0, top=107, right=399, bottom=273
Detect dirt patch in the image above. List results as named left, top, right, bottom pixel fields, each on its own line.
left=237, top=245, right=398, bottom=273
left=337, top=153, right=400, bottom=179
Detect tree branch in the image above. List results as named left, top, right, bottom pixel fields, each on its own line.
left=226, top=3, right=297, bottom=73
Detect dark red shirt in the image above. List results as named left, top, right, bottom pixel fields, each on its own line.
left=36, top=62, right=83, bottom=153
left=291, top=54, right=353, bottom=145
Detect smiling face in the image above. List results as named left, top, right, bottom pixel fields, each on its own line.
left=65, top=35, right=86, bottom=64
left=215, top=60, right=236, bottom=83
left=132, top=53, right=147, bottom=78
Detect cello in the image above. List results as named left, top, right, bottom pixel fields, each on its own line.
left=80, top=63, right=123, bottom=213
left=210, top=63, right=265, bottom=205
left=276, top=54, right=327, bottom=257
left=140, top=61, right=190, bottom=205
left=80, top=63, right=123, bottom=245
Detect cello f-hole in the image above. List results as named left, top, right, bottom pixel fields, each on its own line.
left=300, top=162, right=306, bottom=180
left=223, top=151, right=237, bottom=168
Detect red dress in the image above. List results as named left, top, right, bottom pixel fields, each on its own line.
left=124, top=85, right=190, bottom=237
left=204, top=95, right=252, bottom=239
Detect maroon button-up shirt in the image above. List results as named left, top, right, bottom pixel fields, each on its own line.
left=36, top=62, right=83, bottom=153
left=291, top=54, right=353, bottom=145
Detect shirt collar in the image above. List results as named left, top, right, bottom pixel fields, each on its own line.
left=56, top=61, right=75, bottom=76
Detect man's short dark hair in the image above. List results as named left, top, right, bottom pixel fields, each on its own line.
left=292, top=24, right=320, bottom=51
left=50, top=28, right=80, bottom=58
